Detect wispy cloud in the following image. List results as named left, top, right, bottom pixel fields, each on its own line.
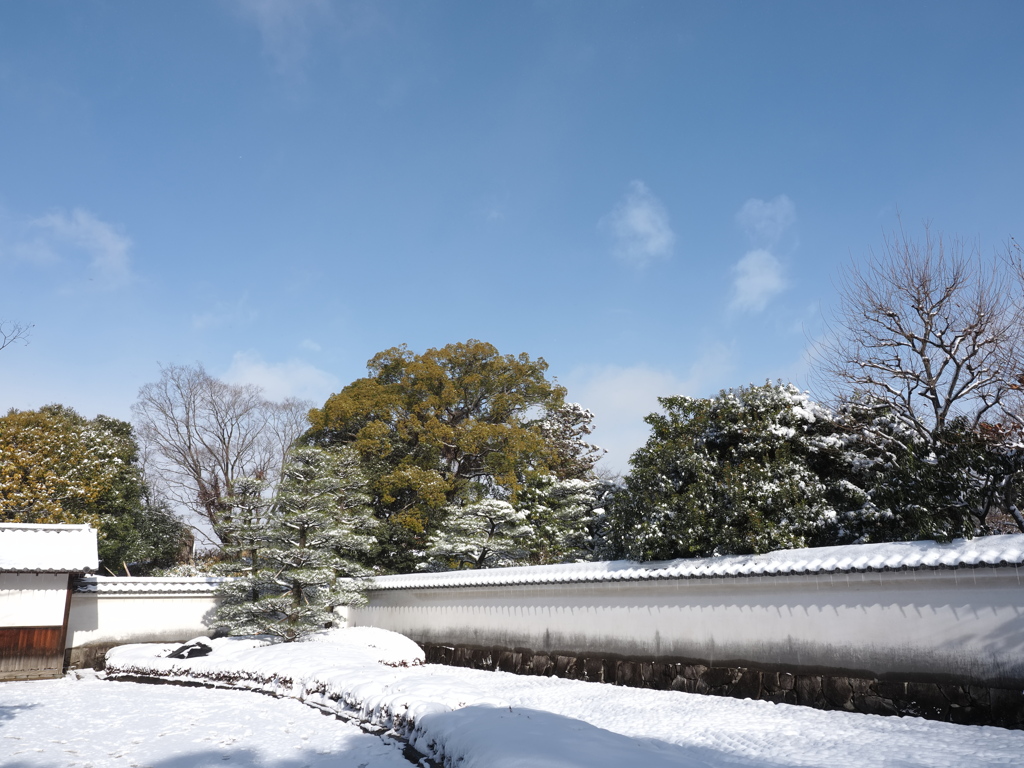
left=601, top=180, right=675, bottom=267
left=729, top=195, right=795, bottom=313
left=735, top=194, right=796, bottom=247
left=191, top=296, right=259, bottom=331
left=299, top=338, right=322, bottom=353
left=730, top=249, right=786, bottom=313
left=565, top=347, right=734, bottom=474
left=232, top=0, right=329, bottom=74
left=7, top=208, right=135, bottom=290
left=223, top=351, right=340, bottom=402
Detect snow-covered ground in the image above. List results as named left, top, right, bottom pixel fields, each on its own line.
left=96, top=628, right=1024, bottom=768
left=0, top=673, right=411, bottom=768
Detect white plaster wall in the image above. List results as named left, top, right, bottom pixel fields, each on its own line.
left=0, top=573, right=67, bottom=627
left=350, top=566, right=1024, bottom=687
left=67, top=593, right=218, bottom=649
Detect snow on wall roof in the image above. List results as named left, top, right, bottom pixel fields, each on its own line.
left=0, top=523, right=99, bottom=573
left=73, top=576, right=228, bottom=595
left=367, top=534, right=1024, bottom=591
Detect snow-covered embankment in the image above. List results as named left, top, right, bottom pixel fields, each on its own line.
left=105, top=628, right=1024, bottom=768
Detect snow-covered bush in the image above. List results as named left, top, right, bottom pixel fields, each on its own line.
left=611, top=382, right=862, bottom=560
left=610, top=382, right=998, bottom=561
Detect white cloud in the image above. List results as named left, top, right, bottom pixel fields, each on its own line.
left=223, top=351, right=340, bottom=402
left=27, top=208, right=134, bottom=289
left=192, top=297, right=258, bottom=331
left=735, top=194, right=796, bottom=247
left=300, top=338, right=322, bottom=352
left=730, top=249, right=786, bottom=313
left=601, top=180, right=675, bottom=266
left=232, top=0, right=329, bottom=74
left=728, top=195, right=795, bottom=313
left=565, top=348, right=734, bottom=474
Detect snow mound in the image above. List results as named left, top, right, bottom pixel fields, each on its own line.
left=298, top=626, right=425, bottom=667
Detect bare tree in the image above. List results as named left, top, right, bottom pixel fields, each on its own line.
left=818, top=225, right=1023, bottom=443
left=0, top=319, right=31, bottom=353
left=266, top=397, right=314, bottom=475
left=132, top=363, right=312, bottom=546
left=816, top=224, right=1024, bottom=533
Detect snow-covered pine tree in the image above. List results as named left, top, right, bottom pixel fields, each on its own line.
left=214, top=446, right=376, bottom=640
left=424, top=475, right=607, bottom=569
left=212, top=477, right=277, bottom=634
left=613, top=382, right=869, bottom=560
left=514, top=474, right=602, bottom=564
left=425, top=497, right=534, bottom=569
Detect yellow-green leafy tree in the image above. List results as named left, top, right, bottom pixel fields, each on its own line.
left=0, top=404, right=189, bottom=573
left=305, top=340, right=603, bottom=572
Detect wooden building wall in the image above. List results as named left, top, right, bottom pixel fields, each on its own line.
left=0, top=626, right=66, bottom=680
left=0, top=572, right=73, bottom=680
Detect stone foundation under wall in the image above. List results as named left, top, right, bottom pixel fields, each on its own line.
left=421, top=643, right=1024, bottom=730
left=65, top=643, right=133, bottom=672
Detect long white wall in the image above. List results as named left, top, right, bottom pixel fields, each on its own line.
left=351, top=540, right=1024, bottom=689
left=66, top=577, right=224, bottom=651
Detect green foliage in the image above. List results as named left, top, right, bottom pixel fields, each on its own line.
left=0, top=405, right=189, bottom=573
left=833, top=398, right=1006, bottom=540
left=614, top=383, right=862, bottom=560
left=306, top=340, right=602, bottom=572
left=612, top=383, right=1009, bottom=562
left=214, top=447, right=376, bottom=640
left=425, top=498, right=534, bottom=570
left=514, top=475, right=602, bottom=564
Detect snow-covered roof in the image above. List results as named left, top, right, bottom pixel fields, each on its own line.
left=73, top=576, right=229, bottom=595
left=0, top=523, right=99, bottom=573
left=368, top=534, right=1024, bottom=590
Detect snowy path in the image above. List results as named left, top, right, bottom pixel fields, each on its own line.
left=0, top=675, right=412, bottom=768
left=102, top=629, right=1024, bottom=768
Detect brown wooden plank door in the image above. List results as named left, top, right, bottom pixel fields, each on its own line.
left=0, top=626, right=65, bottom=680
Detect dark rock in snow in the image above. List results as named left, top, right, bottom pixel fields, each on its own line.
left=167, top=640, right=213, bottom=659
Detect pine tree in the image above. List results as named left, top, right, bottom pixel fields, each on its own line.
left=214, top=447, right=376, bottom=640
left=425, top=498, right=533, bottom=569
left=515, top=474, right=601, bottom=564
left=212, top=477, right=277, bottom=634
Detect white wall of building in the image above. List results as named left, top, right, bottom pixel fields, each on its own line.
left=0, top=573, right=68, bottom=627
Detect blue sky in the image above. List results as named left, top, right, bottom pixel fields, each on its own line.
left=2, top=1, right=1023, bottom=472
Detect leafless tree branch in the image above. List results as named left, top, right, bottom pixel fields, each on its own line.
left=815, top=223, right=1023, bottom=446
left=0, top=319, right=32, bottom=353
left=131, top=363, right=312, bottom=546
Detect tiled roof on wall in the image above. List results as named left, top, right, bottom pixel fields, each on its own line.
left=367, top=534, right=1024, bottom=590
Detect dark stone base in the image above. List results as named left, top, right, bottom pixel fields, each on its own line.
left=64, top=643, right=124, bottom=672
left=421, top=643, right=1024, bottom=730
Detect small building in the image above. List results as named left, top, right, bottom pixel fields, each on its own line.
left=0, top=523, right=98, bottom=680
